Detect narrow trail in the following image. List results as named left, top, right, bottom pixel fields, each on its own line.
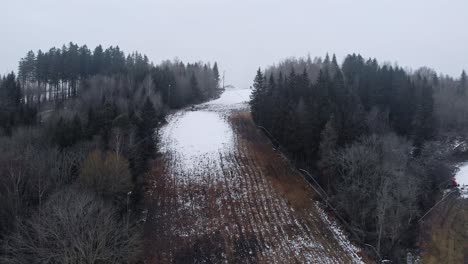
left=144, top=88, right=364, bottom=263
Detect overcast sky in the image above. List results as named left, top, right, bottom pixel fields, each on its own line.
left=1, top=0, right=467, bottom=88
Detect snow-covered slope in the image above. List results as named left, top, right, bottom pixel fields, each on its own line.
left=145, top=87, right=364, bottom=263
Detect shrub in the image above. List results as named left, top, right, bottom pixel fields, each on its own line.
left=79, top=150, right=133, bottom=199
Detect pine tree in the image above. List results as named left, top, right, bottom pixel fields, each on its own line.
left=459, top=70, right=467, bottom=95
left=190, top=72, right=201, bottom=101
left=0, top=73, right=22, bottom=110
left=130, top=98, right=159, bottom=202
left=319, top=115, right=338, bottom=171
left=92, top=45, right=104, bottom=75
left=100, top=101, right=117, bottom=150
left=323, top=53, right=331, bottom=69
left=250, top=68, right=266, bottom=124
left=213, top=62, right=220, bottom=84
left=79, top=45, right=92, bottom=79
left=0, top=73, right=22, bottom=135
left=18, top=50, right=36, bottom=86
left=330, top=54, right=339, bottom=77
left=413, top=79, right=435, bottom=154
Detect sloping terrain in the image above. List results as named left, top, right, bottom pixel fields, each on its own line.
left=144, top=88, right=363, bottom=263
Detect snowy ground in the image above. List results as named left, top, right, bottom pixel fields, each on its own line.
left=455, top=163, right=468, bottom=198
left=145, top=87, right=364, bottom=263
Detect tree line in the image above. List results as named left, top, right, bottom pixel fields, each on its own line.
left=250, top=54, right=466, bottom=261
left=16, top=42, right=220, bottom=105
left=0, top=43, right=220, bottom=263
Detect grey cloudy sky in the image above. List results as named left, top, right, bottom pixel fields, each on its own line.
left=1, top=0, right=467, bottom=88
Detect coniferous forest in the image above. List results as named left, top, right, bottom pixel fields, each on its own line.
left=0, top=43, right=220, bottom=263
left=250, top=54, right=467, bottom=261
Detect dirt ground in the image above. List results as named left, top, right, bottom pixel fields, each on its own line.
left=144, top=89, right=363, bottom=263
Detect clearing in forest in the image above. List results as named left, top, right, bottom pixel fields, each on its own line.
left=144, top=88, right=363, bottom=263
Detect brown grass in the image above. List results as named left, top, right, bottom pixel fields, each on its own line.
left=144, top=111, right=365, bottom=263
left=228, top=112, right=317, bottom=211
left=420, top=196, right=468, bottom=264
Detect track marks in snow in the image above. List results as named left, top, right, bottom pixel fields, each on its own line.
left=144, top=89, right=363, bottom=263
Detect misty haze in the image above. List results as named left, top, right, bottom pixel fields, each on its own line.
left=0, top=1, right=467, bottom=263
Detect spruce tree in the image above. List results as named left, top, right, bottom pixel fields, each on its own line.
left=213, top=62, right=220, bottom=84
left=0, top=73, right=22, bottom=110
left=131, top=98, right=158, bottom=202
left=190, top=73, right=201, bottom=101
left=319, top=115, right=338, bottom=171
left=459, top=70, right=467, bottom=95
left=92, top=45, right=104, bottom=75
left=250, top=68, right=266, bottom=123
left=413, top=79, right=435, bottom=154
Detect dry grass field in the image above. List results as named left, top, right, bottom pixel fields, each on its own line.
left=420, top=195, right=468, bottom=264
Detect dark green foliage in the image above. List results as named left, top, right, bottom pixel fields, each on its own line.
left=15, top=43, right=219, bottom=108
left=250, top=68, right=266, bottom=124
left=458, top=70, right=467, bottom=95
left=412, top=78, right=435, bottom=154
left=190, top=72, right=201, bottom=101
left=52, top=115, right=83, bottom=149
left=0, top=73, right=22, bottom=110
left=0, top=73, right=29, bottom=135
left=129, top=98, right=159, bottom=203
left=250, top=54, right=442, bottom=262
left=251, top=53, right=435, bottom=165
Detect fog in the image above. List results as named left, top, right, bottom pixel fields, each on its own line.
left=1, top=0, right=467, bottom=88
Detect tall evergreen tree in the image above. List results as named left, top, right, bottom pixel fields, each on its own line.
left=459, top=70, right=467, bottom=95
left=213, top=62, right=220, bottom=85
left=250, top=68, right=266, bottom=123
left=0, top=73, right=22, bottom=110
left=18, top=50, right=36, bottom=85
left=190, top=72, right=201, bottom=101
left=413, top=79, right=435, bottom=154
left=92, top=45, right=104, bottom=75
left=131, top=97, right=159, bottom=202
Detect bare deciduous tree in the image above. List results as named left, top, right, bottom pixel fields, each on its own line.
left=1, top=188, right=142, bottom=264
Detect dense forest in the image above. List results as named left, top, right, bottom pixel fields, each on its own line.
left=0, top=43, right=220, bottom=263
left=250, top=54, right=467, bottom=261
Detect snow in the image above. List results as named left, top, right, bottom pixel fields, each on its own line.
left=148, top=87, right=364, bottom=262
left=314, top=203, right=364, bottom=264
left=455, top=162, right=468, bottom=186
left=160, top=111, right=234, bottom=173
left=206, top=87, right=251, bottom=106
left=455, top=162, right=468, bottom=198
left=159, top=87, right=250, bottom=178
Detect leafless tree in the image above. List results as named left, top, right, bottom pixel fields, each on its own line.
left=331, top=134, right=420, bottom=256
left=1, top=187, right=142, bottom=264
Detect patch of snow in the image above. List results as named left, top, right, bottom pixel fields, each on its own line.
left=206, top=87, right=251, bottom=106
left=159, top=88, right=250, bottom=179
left=455, top=162, right=468, bottom=198
left=455, top=162, right=468, bottom=186
left=314, top=202, right=364, bottom=264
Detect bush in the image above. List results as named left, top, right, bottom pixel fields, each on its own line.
left=0, top=188, right=141, bottom=264
left=79, top=150, right=133, bottom=199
